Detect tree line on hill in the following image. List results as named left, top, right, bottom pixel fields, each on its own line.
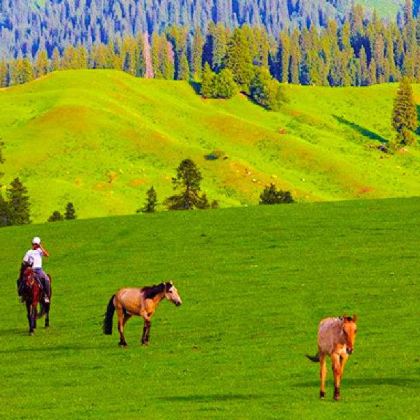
left=2, top=2, right=420, bottom=89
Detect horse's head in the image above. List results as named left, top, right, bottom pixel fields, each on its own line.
left=164, top=282, right=182, bottom=306
left=342, top=315, right=358, bottom=355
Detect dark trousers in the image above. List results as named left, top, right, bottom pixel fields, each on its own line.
left=34, top=268, right=51, bottom=297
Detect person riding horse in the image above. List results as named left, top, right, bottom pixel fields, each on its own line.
left=18, top=237, right=51, bottom=303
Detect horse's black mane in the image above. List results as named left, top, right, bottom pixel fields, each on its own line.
left=142, top=283, right=166, bottom=299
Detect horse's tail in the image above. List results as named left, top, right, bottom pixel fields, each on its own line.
left=306, top=352, right=320, bottom=362
left=103, top=295, right=115, bottom=335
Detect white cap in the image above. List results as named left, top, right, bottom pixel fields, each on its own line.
left=32, top=236, right=41, bottom=245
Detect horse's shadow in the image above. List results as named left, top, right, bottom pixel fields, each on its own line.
left=0, top=327, right=29, bottom=337
left=294, top=377, right=419, bottom=388
left=0, top=342, right=103, bottom=354
left=157, top=393, right=274, bottom=403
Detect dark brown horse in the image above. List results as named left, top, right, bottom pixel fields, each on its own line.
left=307, top=315, right=358, bottom=400
left=103, top=281, right=182, bottom=346
left=19, top=263, right=51, bottom=334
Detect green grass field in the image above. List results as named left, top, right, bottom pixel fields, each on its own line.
left=0, top=198, right=418, bottom=418
left=0, top=70, right=419, bottom=222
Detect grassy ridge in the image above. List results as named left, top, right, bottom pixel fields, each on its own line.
left=0, top=198, right=419, bottom=418
left=0, top=70, right=419, bottom=222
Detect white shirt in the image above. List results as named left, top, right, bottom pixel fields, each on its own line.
left=23, top=249, right=44, bottom=269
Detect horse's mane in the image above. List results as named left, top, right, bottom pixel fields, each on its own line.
left=141, top=283, right=166, bottom=299
left=19, top=261, right=32, bottom=281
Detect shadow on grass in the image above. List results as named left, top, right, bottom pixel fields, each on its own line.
left=0, top=328, right=30, bottom=337
left=0, top=342, right=103, bottom=353
left=158, top=393, right=272, bottom=403
left=189, top=81, right=201, bottom=95
left=333, top=115, right=388, bottom=144
left=294, top=377, right=419, bottom=388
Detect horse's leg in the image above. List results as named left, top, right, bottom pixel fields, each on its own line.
left=332, top=353, right=342, bottom=400
left=116, top=307, right=127, bottom=346
left=319, top=353, right=327, bottom=399
left=32, top=304, right=37, bottom=330
left=141, top=319, right=151, bottom=345
left=339, top=353, right=349, bottom=380
left=44, top=302, right=50, bottom=328
left=26, top=302, right=34, bottom=335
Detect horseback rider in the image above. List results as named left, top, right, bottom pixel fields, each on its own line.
left=22, top=237, right=51, bottom=303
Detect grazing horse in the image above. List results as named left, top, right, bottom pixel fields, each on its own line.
left=103, top=281, right=182, bottom=346
left=306, top=315, right=358, bottom=400
left=19, top=264, right=52, bottom=334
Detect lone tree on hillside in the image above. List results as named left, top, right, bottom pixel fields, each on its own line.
left=65, top=202, right=77, bottom=220
left=165, top=159, right=209, bottom=210
left=7, top=177, right=31, bottom=225
left=392, top=77, right=418, bottom=148
left=259, top=184, right=294, bottom=205
left=138, top=186, right=158, bottom=213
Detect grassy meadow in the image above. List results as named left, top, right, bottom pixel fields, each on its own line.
left=0, top=198, right=419, bottom=418
left=0, top=70, right=419, bottom=222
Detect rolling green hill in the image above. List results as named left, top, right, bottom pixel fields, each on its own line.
left=0, top=70, right=419, bottom=222
left=0, top=198, right=418, bottom=418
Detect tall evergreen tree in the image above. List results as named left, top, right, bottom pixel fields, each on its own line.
left=64, top=202, right=77, bottom=220
left=0, top=60, right=9, bottom=87
left=34, top=50, right=49, bottom=78
left=226, top=27, right=254, bottom=92
left=165, top=159, right=209, bottom=210
left=139, top=186, right=158, bottom=213
left=7, top=177, right=31, bottom=225
left=0, top=140, right=8, bottom=226
left=392, top=77, right=418, bottom=146
left=201, top=63, right=215, bottom=98
left=192, top=28, right=204, bottom=80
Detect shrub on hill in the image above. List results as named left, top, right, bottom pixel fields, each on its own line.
left=259, top=184, right=294, bottom=205
left=48, top=211, right=64, bottom=222
left=201, top=65, right=238, bottom=99
left=250, top=68, right=287, bottom=111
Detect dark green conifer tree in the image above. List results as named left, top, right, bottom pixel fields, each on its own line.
left=7, top=177, right=31, bottom=225
left=64, top=202, right=77, bottom=220
left=392, top=77, right=418, bottom=147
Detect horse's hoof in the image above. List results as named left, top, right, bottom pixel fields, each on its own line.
left=119, top=343, right=127, bottom=348
left=320, top=391, right=325, bottom=399
left=29, top=332, right=34, bottom=336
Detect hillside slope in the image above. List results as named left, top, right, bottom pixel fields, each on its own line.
left=0, top=70, right=419, bottom=221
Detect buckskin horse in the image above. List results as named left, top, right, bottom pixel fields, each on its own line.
left=306, top=315, right=358, bottom=400
left=18, top=263, right=52, bottom=334
left=103, top=281, right=182, bottom=346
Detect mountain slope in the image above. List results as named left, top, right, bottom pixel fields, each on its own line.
left=0, top=70, right=419, bottom=221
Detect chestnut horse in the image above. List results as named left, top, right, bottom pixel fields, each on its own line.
left=103, top=281, right=182, bottom=346
left=19, top=264, right=51, bottom=334
left=306, top=315, right=358, bottom=400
